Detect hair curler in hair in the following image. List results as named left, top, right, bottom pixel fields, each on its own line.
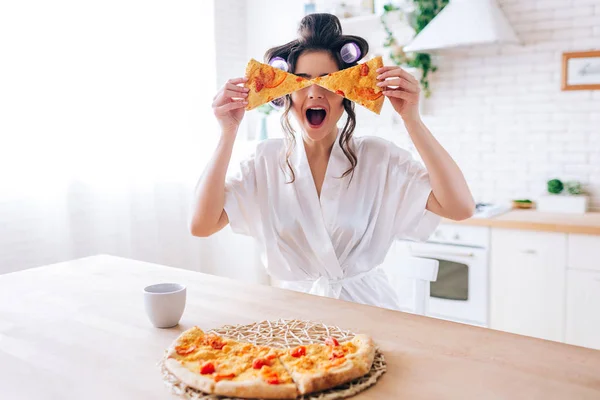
left=340, top=42, right=362, bottom=64
left=269, top=56, right=289, bottom=72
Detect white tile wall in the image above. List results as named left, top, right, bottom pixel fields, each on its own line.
left=215, top=0, right=600, bottom=210
left=390, top=0, right=600, bottom=210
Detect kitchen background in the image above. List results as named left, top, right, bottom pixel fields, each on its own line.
left=221, top=0, right=600, bottom=211
left=1, top=0, right=599, bottom=351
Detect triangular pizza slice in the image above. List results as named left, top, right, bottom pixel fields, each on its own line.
left=244, top=59, right=311, bottom=111
left=312, top=56, right=385, bottom=115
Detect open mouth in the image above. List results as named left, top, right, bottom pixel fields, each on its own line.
left=306, top=107, right=327, bottom=128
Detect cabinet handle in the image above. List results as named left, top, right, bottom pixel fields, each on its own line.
left=520, top=249, right=537, bottom=255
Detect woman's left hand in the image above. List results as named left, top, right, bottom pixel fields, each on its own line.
left=376, top=66, right=421, bottom=121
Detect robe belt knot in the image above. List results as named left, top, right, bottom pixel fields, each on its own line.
left=308, top=269, right=376, bottom=299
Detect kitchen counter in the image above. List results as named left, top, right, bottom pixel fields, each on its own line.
left=445, top=210, right=600, bottom=235
left=1, top=255, right=599, bottom=399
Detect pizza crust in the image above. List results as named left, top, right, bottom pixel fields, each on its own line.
left=347, top=334, right=376, bottom=375
left=214, top=378, right=298, bottom=399
left=290, top=359, right=360, bottom=395
left=164, top=358, right=215, bottom=394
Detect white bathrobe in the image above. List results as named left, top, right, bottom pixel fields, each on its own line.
left=223, top=132, right=440, bottom=310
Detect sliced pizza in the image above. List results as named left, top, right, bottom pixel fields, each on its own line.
left=277, top=335, right=376, bottom=395
left=164, top=327, right=224, bottom=394
left=312, top=56, right=385, bottom=115
left=164, top=327, right=375, bottom=398
left=213, top=345, right=297, bottom=399
left=244, top=59, right=310, bottom=111
left=164, top=327, right=298, bottom=399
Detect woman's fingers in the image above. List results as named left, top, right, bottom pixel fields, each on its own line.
left=213, top=78, right=249, bottom=101
left=214, top=99, right=248, bottom=115
left=382, top=89, right=416, bottom=101
left=213, top=89, right=248, bottom=107
left=376, top=66, right=418, bottom=84
left=377, top=77, right=419, bottom=93
left=228, top=77, right=248, bottom=85
left=226, top=81, right=250, bottom=93
left=223, top=89, right=248, bottom=99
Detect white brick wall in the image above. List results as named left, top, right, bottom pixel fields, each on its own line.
left=390, top=0, right=600, bottom=210
left=214, top=0, right=600, bottom=210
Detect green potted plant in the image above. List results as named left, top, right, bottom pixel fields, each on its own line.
left=380, top=0, right=449, bottom=98
left=537, top=178, right=588, bottom=214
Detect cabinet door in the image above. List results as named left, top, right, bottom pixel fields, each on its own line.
left=490, top=229, right=566, bottom=342
left=568, top=234, right=600, bottom=273
left=566, top=270, right=600, bottom=350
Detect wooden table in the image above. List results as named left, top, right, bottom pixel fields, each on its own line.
left=1, top=255, right=599, bottom=399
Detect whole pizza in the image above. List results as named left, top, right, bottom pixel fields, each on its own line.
left=163, top=326, right=376, bottom=399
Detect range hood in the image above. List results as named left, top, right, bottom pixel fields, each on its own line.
left=403, top=0, right=520, bottom=52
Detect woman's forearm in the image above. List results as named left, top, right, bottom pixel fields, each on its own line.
left=404, top=117, right=475, bottom=220
left=189, top=132, right=236, bottom=236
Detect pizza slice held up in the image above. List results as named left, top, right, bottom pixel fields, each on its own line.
left=243, top=56, right=386, bottom=115
left=244, top=59, right=311, bottom=111
left=312, top=56, right=385, bottom=115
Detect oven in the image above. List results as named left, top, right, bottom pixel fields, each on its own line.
left=387, top=225, right=490, bottom=327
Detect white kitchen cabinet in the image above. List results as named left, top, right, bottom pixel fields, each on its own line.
left=568, top=234, right=600, bottom=273
left=490, top=229, right=566, bottom=342
left=566, top=269, right=600, bottom=350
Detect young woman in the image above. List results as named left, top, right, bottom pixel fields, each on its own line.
left=191, top=13, right=474, bottom=310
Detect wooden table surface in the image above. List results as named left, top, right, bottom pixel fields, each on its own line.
left=1, top=255, right=599, bottom=400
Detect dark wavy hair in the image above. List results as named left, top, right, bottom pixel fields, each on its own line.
left=264, top=13, right=369, bottom=183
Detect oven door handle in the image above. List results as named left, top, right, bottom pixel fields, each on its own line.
left=408, top=247, right=475, bottom=258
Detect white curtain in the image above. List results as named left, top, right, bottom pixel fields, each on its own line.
left=0, top=1, right=234, bottom=275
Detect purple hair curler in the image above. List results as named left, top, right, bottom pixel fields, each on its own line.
left=270, top=96, right=285, bottom=110
left=340, top=42, right=361, bottom=64
left=269, top=57, right=289, bottom=72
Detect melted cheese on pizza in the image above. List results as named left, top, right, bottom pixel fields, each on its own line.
left=244, top=59, right=311, bottom=111
left=278, top=340, right=358, bottom=373
left=312, top=56, right=385, bottom=115
left=170, top=329, right=294, bottom=385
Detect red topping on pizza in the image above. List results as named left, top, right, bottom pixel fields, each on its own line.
left=203, top=334, right=226, bottom=350
left=252, top=358, right=271, bottom=370
left=175, top=344, right=196, bottom=355
left=200, top=362, right=215, bottom=375
left=327, top=357, right=347, bottom=368
left=214, top=373, right=236, bottom=382
left=325, top=337, right=339, bottom=347
left=360, top=63, right=369, bottom=76
left=290, top=346, right=306, bottom=358
left=253, top=67, right=286, bottom=92
left=261, top=366, right=280, bottom=385
left=335, top=90, right=345, bottom=97
left=354, top=87, right=383, bottom=100
left=255, top=80, right=264, bottom=92
left=265, top=73, right=286, bottom=88
left=330, top=349, right=345, bottom=359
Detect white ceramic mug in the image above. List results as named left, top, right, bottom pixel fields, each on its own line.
left=143, top=283, right=186, bottom=328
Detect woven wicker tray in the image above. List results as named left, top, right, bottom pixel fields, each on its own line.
left=159, top=319, right=387, bottom=400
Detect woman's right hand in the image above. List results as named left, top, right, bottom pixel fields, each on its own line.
left=212, top=77, right=249, bottom=136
